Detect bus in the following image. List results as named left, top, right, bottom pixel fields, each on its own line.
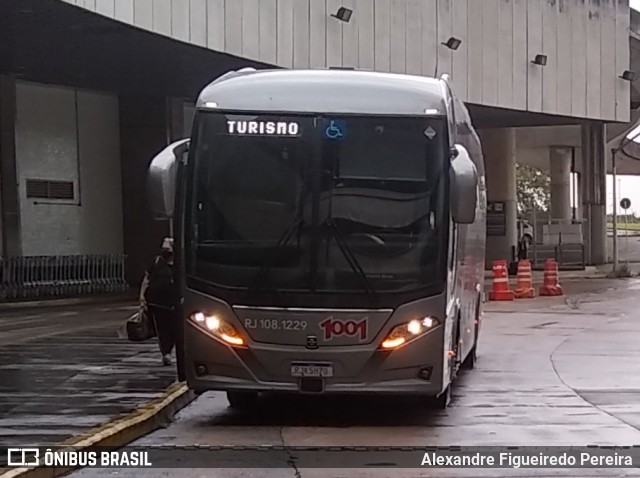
left=148, top=68, right=486, bottom=409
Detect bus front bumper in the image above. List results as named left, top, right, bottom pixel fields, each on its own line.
left=185, top=323, right=447, bottom=396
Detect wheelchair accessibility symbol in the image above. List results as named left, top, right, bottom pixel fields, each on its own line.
left=323, top=120, right=346, bottom=140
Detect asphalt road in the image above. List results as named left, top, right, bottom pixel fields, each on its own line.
left=607, top=233, right=640, bottom=263
left=69, top=279, right=640, bottom=478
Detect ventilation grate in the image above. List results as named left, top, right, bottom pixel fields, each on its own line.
left=26, top=180, right=74, bottom=200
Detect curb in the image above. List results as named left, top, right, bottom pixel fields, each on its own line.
left=0, top=382, right=195, bottom=478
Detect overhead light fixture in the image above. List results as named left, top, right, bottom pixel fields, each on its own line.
left=620, top=70, right=636, bottom=82
left=442, top=37, right=462, bottom=51
left=531, top=54, right=547, bottom=66
left=331, top=7, right=353, bottom=23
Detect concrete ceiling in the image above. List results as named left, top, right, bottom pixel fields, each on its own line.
left=515, top=108, right=640, bottom=175
left=0, top=0, right=271, bottom=100
left=515, top=121, right=640, bottom=176
left=516, top=109, right=640, bottom=151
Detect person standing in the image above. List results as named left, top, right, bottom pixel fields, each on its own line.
left=139, top=238, right=179, bottom=366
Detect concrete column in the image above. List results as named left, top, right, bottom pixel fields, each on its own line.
left=0, top=74, right=21, bottom=256
left=549, top=147, right=572, bottom=220
left=573, top=171, right=582, bottom=222
left=119, top=95, right=170, bottom=286
left=580, top=123, right=607, bottom=265
left=480, top=128, right=518, bottom=268
left=118, top=96, right=186, bottom=285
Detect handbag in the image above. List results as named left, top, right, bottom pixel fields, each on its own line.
left=125, top=306, right=157, bottom=342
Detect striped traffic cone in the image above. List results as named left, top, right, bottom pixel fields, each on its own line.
left=539, top=259, right=564, bottom=296
left=514, top=259, right=535, bottom=299
left=488, top=260, right=514, bottom=301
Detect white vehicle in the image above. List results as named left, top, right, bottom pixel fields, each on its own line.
left=518, top=219, right=534, bottom=245
left=148, top=68, right=487, bottom=409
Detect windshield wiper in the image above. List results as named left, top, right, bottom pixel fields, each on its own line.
left=248, top=217, right=303, bottom=296
left=325, top=218, right=378, bottom=301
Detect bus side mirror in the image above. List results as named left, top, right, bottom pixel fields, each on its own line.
left=449, top=144, right=478, bottom=224
left=147, top=139, right=189, bottom=219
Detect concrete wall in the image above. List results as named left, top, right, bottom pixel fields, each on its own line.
left=77, top=90, right=125, bottom=254
left=0, top=75, right=20, bottom=256
left=65, top=0, right=631, bottom=122
left=184, top=103, right=196, bottom=137
left=15, top=81, right=123, bottom=256
left=119, top=95, right=165, bottom=285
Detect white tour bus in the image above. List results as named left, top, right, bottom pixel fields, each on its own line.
left=148, top=68, right=486, bottom=409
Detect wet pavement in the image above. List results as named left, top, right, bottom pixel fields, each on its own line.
left=0, top=301, right=176, bottom=447
left=69, top=277, right=640, bottom=477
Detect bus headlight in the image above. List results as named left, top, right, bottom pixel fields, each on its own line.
left=190, top=312, right=245, bottom=347
left=380, top=317, right=440, bottom=350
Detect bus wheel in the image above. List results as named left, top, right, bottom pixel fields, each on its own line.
left=227, top=391, right=259, bottom=409
left=450, top=317, right=461, bottom=382
left=462, top=300, right=481, bottom=370
left=462, top=344, right=477, bottom=370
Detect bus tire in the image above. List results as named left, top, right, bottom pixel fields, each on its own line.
left=450, top=316, right=461, bottom=382
left=462, top=343, right=477, bottom=370
left=227, top=391, right=259, bottom=409
left=462, top=297, right=481, bottom=370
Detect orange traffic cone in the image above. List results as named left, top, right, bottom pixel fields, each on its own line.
left=514, top=259, right=535, bottom=299
left=539, top=259, right=564, bottom=296
left=489, top=260, right=514, bottom=301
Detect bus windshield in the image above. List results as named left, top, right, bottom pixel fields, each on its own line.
left=186, top=111, right=449, bottom=307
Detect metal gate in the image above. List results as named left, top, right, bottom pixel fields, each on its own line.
left=522, top=218, right=585, bottom=271
left=0, top=255, right=129, bottom=302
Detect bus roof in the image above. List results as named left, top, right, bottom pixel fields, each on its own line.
left=196, top=69, right=447, bottom=116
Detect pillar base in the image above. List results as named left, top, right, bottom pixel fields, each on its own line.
left=485, top=199, right=518, bottom=269
left=585, top=203, right=607, bottom=265
left=580, top=123, right=607, bottom=265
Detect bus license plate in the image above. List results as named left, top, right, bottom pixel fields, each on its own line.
left=290, top=363, right=334, bottom=378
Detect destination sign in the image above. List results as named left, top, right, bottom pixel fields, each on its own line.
left=226, top=120, right=300, bottom=136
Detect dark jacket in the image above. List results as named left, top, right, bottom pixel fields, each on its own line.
left=144, top=256, right=179, bottom=309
